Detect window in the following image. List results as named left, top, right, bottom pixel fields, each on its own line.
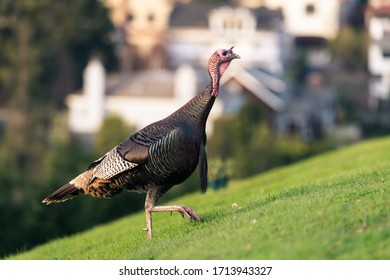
left=148, top=13, right=155, bottom=23
left=223, top=18, right=243, bottom=34
left=305, top=3, right=315, bottom=15
left=209, top=7, right=255, bottom=36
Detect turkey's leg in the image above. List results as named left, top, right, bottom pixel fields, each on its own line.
left=145, top=189, right=160, bottom=240
left=144, top=189, right=203, bottom=240
left=145, top=208, right=153, bottom=239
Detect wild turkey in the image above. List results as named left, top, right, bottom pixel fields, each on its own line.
left=42, top=47, right=240, bottom=239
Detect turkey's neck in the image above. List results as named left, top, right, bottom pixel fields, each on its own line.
left=175, top=83, right=215, bottom=129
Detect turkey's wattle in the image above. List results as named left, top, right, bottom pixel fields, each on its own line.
left=42, top=47, right=240, bottom=239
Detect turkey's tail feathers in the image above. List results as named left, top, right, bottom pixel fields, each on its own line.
left=42, top=170, right=92, bottom=205
left=42, top=169, right=122, bottom=204
left=42, top=183, right=81, bottom=204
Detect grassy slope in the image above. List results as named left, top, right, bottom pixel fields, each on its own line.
left=7, top=137, right=390, bottom=260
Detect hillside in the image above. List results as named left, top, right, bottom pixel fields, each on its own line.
left=7, top=136, right=390, bottom=259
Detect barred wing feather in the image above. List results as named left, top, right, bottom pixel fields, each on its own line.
left=91, top=148, right=139, bottom=180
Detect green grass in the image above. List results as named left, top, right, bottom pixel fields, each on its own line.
left=7, top=136, right=390, bottom=259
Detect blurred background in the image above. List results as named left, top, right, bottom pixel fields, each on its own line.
left=0, top=0, right=387, bottom=258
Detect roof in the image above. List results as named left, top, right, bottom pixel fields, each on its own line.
left=169, top=3, right=283, bottom=30
left=221, top=64, right=286, bottom=112
left=170, top=3, right=216, bottom=27
left=106, top=70, right=174, bottom=98
left=252, top=6, right=283, bottom=29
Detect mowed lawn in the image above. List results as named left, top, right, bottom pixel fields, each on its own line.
left=7, top=136, right=390, bottom=259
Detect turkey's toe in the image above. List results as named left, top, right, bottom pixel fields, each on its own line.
left=178, top=205, right=203, bottom=222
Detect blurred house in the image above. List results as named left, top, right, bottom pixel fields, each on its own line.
left=67, top=2, right=290, bottom=135
left=67, top=0, right=339, bottom=140
left=241, top=0, right=340, bottom=39
left=238, top=0, right=340, bottom=140
left=274, top=72, right=336, bottom=140
left=103, top=0, right=173, bottom=71
left=367, top=0, right=390, bottom=123
left=106, top=0, right=342, bottom=69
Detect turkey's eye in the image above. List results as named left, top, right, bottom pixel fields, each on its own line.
left=222, top=50, right=227, bottom=56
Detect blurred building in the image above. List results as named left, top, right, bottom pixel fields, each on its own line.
left=240, top=0, right=340, bottom=40
left=67, top=2, right=290, bottom=135
left=238, top=0, right=340, bottom=139
left=104, top=0, right=174, bottom=70
left=67, top=0, right=340, bottom=140
left=274, top=72, right=336, bottom=140
left=105, top=0, right=342, bottom=70
left=367, top=0, right=390, bottom=123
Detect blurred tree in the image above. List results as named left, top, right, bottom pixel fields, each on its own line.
left=330, top=26, right=367, bottom=71
left=207, top=102, right=333, bottom=178
left=47, top=0, right=117, bottom=107
left=286, top=50, right=310, bottom=83
left=0, top=0, right=116, bottom=258
left=0, top=0, right=116, bottom=108
left=94, top=115, right=136, bottom=156
left=207, top=115, right=235, bottom=159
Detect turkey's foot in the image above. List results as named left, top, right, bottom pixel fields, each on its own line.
left=144, top=205, right=203, bottom=240
left=151, top=205, right=203, bottom=222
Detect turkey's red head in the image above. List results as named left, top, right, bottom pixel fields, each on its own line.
left=208, top=46, right=240, bottom=97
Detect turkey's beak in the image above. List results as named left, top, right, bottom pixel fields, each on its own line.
left=229, top=46, right=240, bottom=59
